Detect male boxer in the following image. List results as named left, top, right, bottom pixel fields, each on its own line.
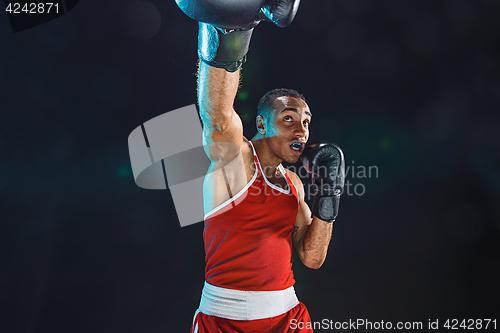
left=175, top=0, right=345, bottom=332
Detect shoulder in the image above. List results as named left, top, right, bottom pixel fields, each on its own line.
left=284, top=168, right=301, bottom=184
left=241, top=137, right=256, bottom=171
left=242, top=137, right=253, bottom=157
left=243, top=136, right=251, bottom=147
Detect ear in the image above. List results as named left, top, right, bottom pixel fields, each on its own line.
left=256, top=115, right=266, bottom=134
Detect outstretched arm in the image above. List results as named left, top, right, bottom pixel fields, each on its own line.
left=196, top=19, right=257, bottom=153
left=197, top=62, right=243, bottom=151
left=176, top=0, right=302, bottom=154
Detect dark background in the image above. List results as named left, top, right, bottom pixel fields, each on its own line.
left=1, top=0, right=499, bottom=332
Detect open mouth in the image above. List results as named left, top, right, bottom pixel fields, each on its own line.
left=290, top=142, right=303, bottom=152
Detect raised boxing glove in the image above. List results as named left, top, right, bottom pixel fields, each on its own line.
left=175, top=0, right=267, bottom=30
left=301, top=142, right=345, bottom=223
left=261, top=0, right=301, bottom=28
left=176, top=0, right=301, bottom=72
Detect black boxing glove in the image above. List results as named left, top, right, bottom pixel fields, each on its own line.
left=197, top=23, right=256, bottom=72
left=176, top=0, right=301, bottom=72
left=261, top=0, right=301, bottom=28
left=301, top=142, right=345, bottom=223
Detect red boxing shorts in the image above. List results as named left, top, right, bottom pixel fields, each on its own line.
left=190, top=302, right=312, bottom=333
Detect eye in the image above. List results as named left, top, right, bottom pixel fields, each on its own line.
left=303, top=120, right=310, bottom=126
left=283, top=116, right=293, bottom=122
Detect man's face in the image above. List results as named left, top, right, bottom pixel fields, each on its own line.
left=265, top=96, right=312, bottom=164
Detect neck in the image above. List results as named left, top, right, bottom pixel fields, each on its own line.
left=251, top=137, right=282, bottom=179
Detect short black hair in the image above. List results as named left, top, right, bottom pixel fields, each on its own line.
left=257, top=88, right=306, bottom=120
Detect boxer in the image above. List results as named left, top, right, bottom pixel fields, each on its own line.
left=175, top=0, right=345, bottom=331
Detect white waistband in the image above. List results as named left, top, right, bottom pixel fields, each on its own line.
left=198, top=281, right=299, bottom=321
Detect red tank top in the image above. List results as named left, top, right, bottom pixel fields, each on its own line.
left=203, top=141, right=299, bottom=291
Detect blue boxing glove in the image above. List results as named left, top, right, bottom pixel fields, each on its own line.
left=176, top=0, right=301, bottom=72
left=301, top=142, right=345, bottom=223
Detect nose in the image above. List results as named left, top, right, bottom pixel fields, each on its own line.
left=294, top=122, right=308, bottom=138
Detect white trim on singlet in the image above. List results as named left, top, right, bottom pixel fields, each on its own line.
left=198, top=281, right=299, bottom=321
left=203, top=142, right=258, bottom=220
left=203, top=141, right=295, bottom=220
left=251, top=142, right=291, bottom=194
left=203, top=164, right=258, bottom=220
left=279, top=164, right=299, bottom=202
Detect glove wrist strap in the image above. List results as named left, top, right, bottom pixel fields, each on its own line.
left=198, top=23, right=255, bottom=72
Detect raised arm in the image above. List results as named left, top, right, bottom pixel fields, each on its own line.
left=196, top=18, right=254, bottom=153
left=198, top=63, right=243, bottom=150
left=176, top=0, right=302, bottom=156
left=197, top=64, right=239, bottom=127
left=196, top=16, right=256, bottom=155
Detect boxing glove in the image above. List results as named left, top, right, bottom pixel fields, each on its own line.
left=176, top=0, right=301, bottom=71
left=197, top=23, right=255, bottom=72
left=301, top=142, right=345, bottom=223
left=261, top=0, right=301, bottom=28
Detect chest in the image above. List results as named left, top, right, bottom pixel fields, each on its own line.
left=242, top=149, right=291, bottom=191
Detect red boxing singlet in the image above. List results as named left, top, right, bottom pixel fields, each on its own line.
left=203, top=141, right=299, bottom=291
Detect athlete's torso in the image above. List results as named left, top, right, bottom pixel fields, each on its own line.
left=203, top=138, right=290, bottom=215
left=203, top=140, right=299, bottom=291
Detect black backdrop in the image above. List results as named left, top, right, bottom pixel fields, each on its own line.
left=1, top=1, right=499, bottom=332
